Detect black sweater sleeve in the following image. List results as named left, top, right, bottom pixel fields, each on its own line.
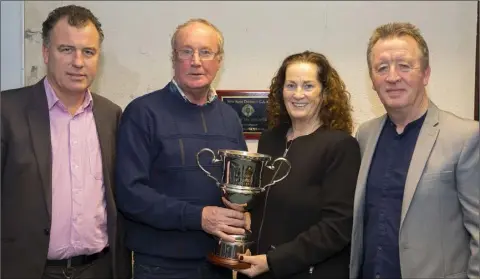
left=267, top=136, right=361, bottom=278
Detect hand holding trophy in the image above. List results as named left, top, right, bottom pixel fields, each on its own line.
left=196, top=148, right=291, bottom=270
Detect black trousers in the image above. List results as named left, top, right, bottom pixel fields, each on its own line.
left=133, top=254, right=232, bottom=279
left=41, top=252, right=112, bottom=279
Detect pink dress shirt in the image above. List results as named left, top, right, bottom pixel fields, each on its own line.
left=44, top=78, right=108, bottom=260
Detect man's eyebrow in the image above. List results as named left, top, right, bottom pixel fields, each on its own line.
left=57, top=44, right=98, bottom=51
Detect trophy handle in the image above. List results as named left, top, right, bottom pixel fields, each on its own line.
left=261, top=157, right=291, bottom=191
left=196, top=148, right=223, bottom=186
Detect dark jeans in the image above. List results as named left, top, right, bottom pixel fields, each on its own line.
left=134, top=259, right=232, bottom=279
left=41, top=252, right=112, bottom=279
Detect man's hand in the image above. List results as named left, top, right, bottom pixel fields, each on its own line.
left=244, top=211, right=251, bottom=231
left=222, top=197, right=246, bottom=212
left=222, top=197, right=251, bottom=231
left=201, top=206, right=246, bottom=242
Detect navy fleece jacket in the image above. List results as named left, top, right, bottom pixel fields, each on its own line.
left=115, top=82, right=247, bottom=262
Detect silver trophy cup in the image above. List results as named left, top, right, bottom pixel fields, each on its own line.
left=196, top=148, right=291, bottom=269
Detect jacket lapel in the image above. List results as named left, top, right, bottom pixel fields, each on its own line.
left=352, top=115, right=386, bottom=268
left=27, top=79, right=53, bottom=219
left=355, top=115, right=386, bottom=221
left=400, top=102, right=440, bottom=229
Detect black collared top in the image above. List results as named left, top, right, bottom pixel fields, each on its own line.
left=361, top=112, right=427, bottom=279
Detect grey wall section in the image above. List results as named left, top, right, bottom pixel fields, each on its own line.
left=23, top=1, right=477, bottom=123
left=1, top=1, right=24, bottom=91
left=15, top=1, right=480, bottom=152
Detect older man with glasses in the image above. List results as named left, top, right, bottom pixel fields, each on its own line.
left=115, top=18, right=248, bottom=279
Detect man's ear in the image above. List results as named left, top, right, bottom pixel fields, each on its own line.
left=423, top=65, right=431, bottom=86
left=42, top=43, right=49, bottom=65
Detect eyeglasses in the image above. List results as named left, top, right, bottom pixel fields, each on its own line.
left=176, top=48, right=218, bottom=61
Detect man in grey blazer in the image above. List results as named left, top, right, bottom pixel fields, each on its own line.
left=350, top=22, right=479, bottom=279
left=1, top=5, right=131, bottom=279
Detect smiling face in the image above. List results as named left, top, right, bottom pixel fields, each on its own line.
left=172, top=22, right=222, bottom=97
left=42, top=16, right=100, bottom=97
left=369, top=35, right=430, bottom=111
left=283, top=62, right=323, bottom=125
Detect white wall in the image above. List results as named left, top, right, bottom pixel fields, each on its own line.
left=1, top=1, right=24, bottom=90
left=22, top=1, right=478, bottom=152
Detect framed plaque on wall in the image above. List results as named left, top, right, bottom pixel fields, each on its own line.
left=216, top=90, right=269, bottom=139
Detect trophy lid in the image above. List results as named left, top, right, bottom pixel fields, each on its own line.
left=218, top=149, right=271, bottom=161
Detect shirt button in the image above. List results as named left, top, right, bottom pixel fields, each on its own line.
left=376, top=274, right=380, bottom=279
left=378, top=246, right=382, bottom=251
left=44, top=228, right=50, bottom=235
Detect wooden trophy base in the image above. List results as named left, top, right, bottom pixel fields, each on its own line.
left=207, top=253, right=251, bottom=270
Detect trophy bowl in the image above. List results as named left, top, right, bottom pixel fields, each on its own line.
left=196, top=148, right=291, bottom=204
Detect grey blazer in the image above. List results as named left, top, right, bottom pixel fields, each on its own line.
left=1, top=78, right=132, bottom=279
left=350, top=101, right=479, bottom=279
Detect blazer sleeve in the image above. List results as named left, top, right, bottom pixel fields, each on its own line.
left=1, top=112, right=6, bottom=177
left=456, top=126, right=480, bottom=279
left=114, top=102, right=203, bottom=231
left=115, top=106, right=122, bottom=126
left=267, top=136, right=361, bottom=278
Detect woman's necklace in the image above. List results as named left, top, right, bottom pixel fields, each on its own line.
left=287, top=122, right=322, bottom=141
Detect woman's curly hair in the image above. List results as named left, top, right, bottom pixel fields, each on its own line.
left=267, top=51, right=354, bottom=134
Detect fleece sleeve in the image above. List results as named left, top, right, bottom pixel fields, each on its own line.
left=114, top=102, right=203, bottom=231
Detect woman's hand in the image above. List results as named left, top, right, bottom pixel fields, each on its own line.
left=237, top=254, right=269, bottom=278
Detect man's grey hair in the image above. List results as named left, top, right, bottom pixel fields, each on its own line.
left=170, top=18, right=224, bottom=63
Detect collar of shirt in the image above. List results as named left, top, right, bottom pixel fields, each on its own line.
left=385, top=111, right=428, bottom=135
left=44, top=78, right=93, bottom=112
left=171, top=79, right=217, bottom=106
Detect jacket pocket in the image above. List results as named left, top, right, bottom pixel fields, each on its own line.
left=1, top=237, right=15, bottom=243
left=421, top=171, right=453, bottom=181
left=445, top=271, right=467, bottom=278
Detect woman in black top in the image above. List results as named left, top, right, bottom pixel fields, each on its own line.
left=233, top=51, right=361, bottom=279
